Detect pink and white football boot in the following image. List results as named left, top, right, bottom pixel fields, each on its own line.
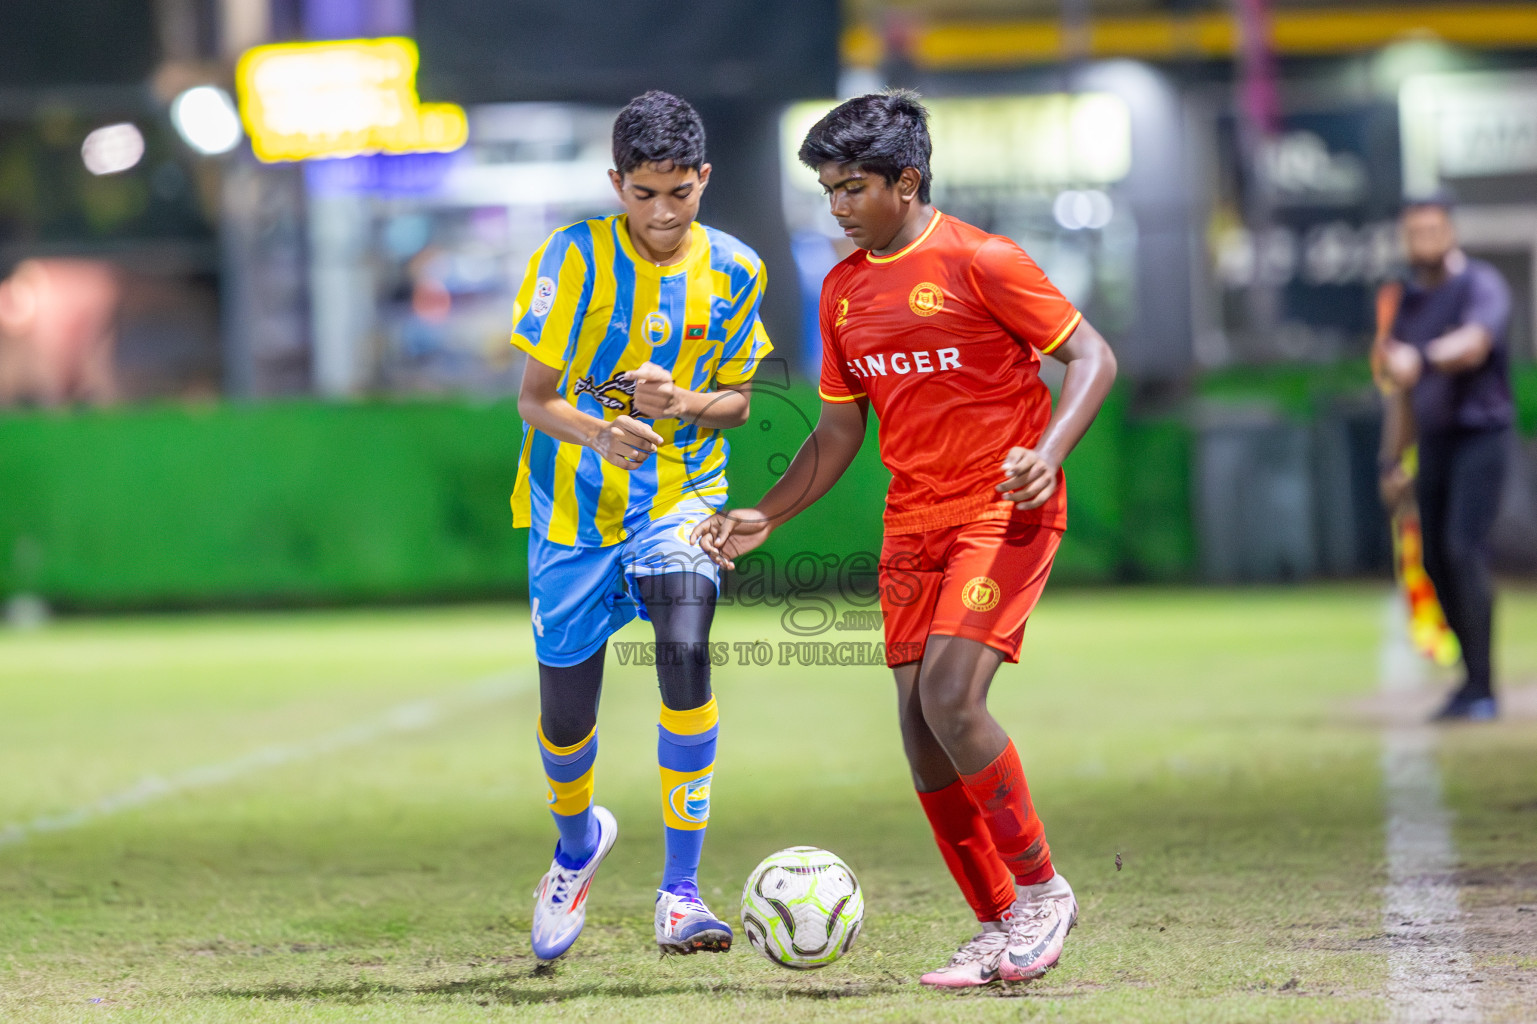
left=997, top=872, right=1078, bottom=982
left=919, top=927, right=1009, bottom=987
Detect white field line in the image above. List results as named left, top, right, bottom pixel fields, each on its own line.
left=0, top=672, right=531, bottom=851
left=1378, top=597, right=1478, bottom=1024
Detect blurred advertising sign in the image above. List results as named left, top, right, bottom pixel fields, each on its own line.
left=416, top=0, right=837, bottom=104
left=927, top=94, right=1131, bottom=189
left=1263, top=131, right=1366, bottom=208
left=781, top=94, right=1131, bottom=197
left=236, top=38, right=468, bottom=163
left=1207, top=106, right=1403, bottom=362
left=1401, top=72, right=1537, bottom=198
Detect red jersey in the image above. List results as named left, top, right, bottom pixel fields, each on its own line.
left=818, top=211, right=1081, bottom=535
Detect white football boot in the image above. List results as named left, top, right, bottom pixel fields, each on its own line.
left=529, top=805, right=618, bottom=962
left=919, top=928, right=1009, bottom=987
left=997, top=872, right=1078, bottom=982
left=654, top=888, right=733, bottom=954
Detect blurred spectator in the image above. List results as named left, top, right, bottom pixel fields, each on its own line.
left=1378, top=198, right=1514, bottom=722
left=0, top=258, right=120, bottom=407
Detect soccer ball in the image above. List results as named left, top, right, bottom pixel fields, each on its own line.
left=740, top=846, right=864, bottom=969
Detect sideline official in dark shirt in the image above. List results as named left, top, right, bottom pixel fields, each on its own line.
left=1380, top=196, right=1512, bottom=721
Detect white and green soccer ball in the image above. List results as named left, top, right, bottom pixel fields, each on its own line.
left=740, top=846, right=864, bottom=969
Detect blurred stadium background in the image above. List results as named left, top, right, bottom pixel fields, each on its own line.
left=3, top=1, right=1537, bottom=1021
left=4, top=0, right=1537, bottom=609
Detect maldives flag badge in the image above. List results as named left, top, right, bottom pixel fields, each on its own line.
left=685, top=324, right=707, bottom=340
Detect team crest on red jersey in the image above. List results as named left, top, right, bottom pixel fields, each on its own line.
left=835, top=297, right=850, bottom=326
left=909, top=283, right=944, bottom=317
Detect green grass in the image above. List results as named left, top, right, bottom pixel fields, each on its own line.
left=2, top=588, right=1535, bottom=1022
left=1437, top=595, right=1537, bottom=1024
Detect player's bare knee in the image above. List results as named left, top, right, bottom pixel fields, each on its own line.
left=917, top=682, right=984, bottom=746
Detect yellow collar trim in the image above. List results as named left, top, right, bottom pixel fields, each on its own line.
left=867, top=210, right=942, bottom=265
left=614, top=215, right=705, bottom=275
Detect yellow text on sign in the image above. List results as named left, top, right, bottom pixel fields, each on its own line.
left=237, top=37, right=468, bottom=163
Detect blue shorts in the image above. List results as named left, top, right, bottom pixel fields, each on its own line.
left=527, top=502, right=722, bottom=667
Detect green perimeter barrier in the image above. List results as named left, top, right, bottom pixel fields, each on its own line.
left=1196, top=360, right=1373, bottom=419
left=1197, top=361, right=1537, bottom=431
left=1, top=401, right=531, bottom=608
left=0, top=385, right=1178, bottom=610
left=1515, top=364, right=1537, bottom=437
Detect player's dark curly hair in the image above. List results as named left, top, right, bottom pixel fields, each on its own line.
left=798, top=90, right=932, bottom=203
left=612, top=90, right=707, bottom=177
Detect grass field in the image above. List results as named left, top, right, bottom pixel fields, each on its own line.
left=2, top=587, right=1535, bottom=1022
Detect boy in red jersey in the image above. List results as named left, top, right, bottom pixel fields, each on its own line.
left=692, top=92, right=1117, bottom=988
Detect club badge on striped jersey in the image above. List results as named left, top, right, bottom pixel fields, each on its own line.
left=643, top=311, right=671, bottom=346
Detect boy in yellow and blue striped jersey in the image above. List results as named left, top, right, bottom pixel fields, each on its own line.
left=512, top=91, right=772, bottom=962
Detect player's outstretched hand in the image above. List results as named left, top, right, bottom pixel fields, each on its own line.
left=627, top=362, right=686, bottom=419
left=590, top=415, right=664, bottom=470
left=998, top=446, right=1059, bottom=509
left=689, top=508, right=772, bottom=570
left=1379, top=465, right=1413, bottom=511
left=1383, top=341, right=1423, bottom=390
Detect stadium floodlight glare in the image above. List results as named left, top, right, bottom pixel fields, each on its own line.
left=1083, top=190, right=1113, bottom=229
left=1053, top=189, right=1113, bottom=231
left=81, top=123, right=145, bottom=176
left=236, top=37, right=468, bottom=163
left=171, top=86, right=243, bottom=155
left=782, top=94, right=1132, bottom=198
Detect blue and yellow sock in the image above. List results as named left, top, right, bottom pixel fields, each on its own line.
left=539, top=719, right=598, bottom=866
left=658, top=697, right=718, bottom=896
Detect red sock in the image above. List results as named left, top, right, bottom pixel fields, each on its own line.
left=959, top=740, right=1054, bottom=886
left=916, top=780, right=1016, bottom=922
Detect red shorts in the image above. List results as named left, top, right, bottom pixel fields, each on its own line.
left=878, top=518, right=1062, bottom=667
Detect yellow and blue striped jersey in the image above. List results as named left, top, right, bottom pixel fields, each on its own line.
left=509, top=214, right=773, bottom=546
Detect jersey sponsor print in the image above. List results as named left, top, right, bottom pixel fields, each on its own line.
left=818, top=211, right=1081, bottom=534
left=510, top=215, right=773, bottom=546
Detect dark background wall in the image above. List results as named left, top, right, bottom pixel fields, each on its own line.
left=414, top=0, right=839, bottom=106
left=414, top=0, right=842, bottom=365
left=0, top=0, right=158, bottom=87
